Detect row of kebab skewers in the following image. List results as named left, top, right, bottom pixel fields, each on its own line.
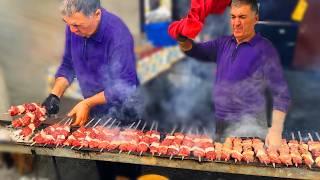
left=6, top=103, right=47, bottom=140
left=4, top=103, right=320, bottom=169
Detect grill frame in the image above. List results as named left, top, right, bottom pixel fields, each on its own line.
left=1, top=119, right=320, bottom=179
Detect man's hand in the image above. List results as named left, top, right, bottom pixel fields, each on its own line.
left=42, top=94, right=60, bottom=115
left=177, top=35, right=193, bottom=51
left=265, top=128, right=282, bottom=150
left=68, top=100, right=91, bottom=126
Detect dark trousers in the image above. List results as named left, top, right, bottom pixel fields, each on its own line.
left=96, top=161, right=141, bottom=180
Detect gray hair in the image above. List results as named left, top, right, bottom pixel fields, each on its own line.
left=232, top=0, right=259, bottom=15
left=60, top=0, right=101, bottom=17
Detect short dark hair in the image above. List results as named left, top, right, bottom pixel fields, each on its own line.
left=61, top=0, right=101, bottom=17
left=231, top=0, right=259, bottom=14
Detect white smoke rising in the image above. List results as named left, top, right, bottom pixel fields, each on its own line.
left=223, top=114, right=268, bottom=139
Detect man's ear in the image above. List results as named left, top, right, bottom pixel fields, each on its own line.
left=255, top=14, right=259, bottom=22
left=95, top=9, right=101, bottom=19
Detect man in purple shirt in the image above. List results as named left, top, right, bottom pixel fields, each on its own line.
left=176, top=0, right=291, bottom=149
left=42, top=0, right=139, bottom=127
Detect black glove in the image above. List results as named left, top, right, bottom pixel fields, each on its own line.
left=177, top=34, right=189, bottom=42
left=42, top=94, right=60, bottom=115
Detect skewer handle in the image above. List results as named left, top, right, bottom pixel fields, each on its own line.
left=308, top=133, right=314, bottom=142
left=315, top=132, right=320, bottom=141
left=291, top=132, right=295, bottom=140
left=297, top=131, right=303, bottom=142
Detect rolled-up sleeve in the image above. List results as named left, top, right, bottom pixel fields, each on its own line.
left=104, top=41, right=139, bottom=105
left=55, top=26, right=75, bottom=84
left=263, top=47, right=291, bottom=113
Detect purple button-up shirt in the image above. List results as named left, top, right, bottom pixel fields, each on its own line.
left=55, top=8, right=139, bottom=116
left=186, top=34, right=291, bottom=121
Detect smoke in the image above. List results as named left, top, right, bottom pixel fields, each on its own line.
left=223, top=114, right=268, bottom=139
left=140, top=58, right=216, bottom=133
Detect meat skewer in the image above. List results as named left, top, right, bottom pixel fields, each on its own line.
left=168, top=130, right=185, bottom=160
left=308, top=132, right=320, bottom=168
left=232, top=138, right=243, bottom=163
left=99, top=120, right=121, bottom=152
left=79, top=117, right=113, bottom=150
left=314, top=132, right=320, bottom=167
left=297, top=131, right=314, bottom=168
left=189, top=128, right=215, bottom=162
left=178, top=127, right=194, bottom=160
left=242, top=139, right=255, bottom=164
left=252, top=139, right=270, bottom=165
left=32, top=117, right=73, bottom=147
left=69, top=118, right=96, bottom=149
left=135, top=122, right=149, bottom=156
left=157, top=125, right=177, bottom=156
left=77, top=118, right=103, bottom=150
left=31, top=117, right=70, bottom=146
left=127, top=120, right=142, bottom=155
left=278, top=139, right=293, bottom=166
left=94, top=119, right=119, bottom=152
left=288, top=132, right=303, bottom=167
left=111, top=121, right=136, bottom=154
left=147, top=122, right=161, bottom=156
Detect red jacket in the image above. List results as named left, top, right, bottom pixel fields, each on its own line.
left=168, top=0, right=231, bottom=39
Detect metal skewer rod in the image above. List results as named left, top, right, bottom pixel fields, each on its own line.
left=196, top=128, right=199, bottom=135
left=84, top=118, right=96, bottom=128
left=67, top=118, right=74, bottom=125
left=92, top=118, right=102, bottom=127
left=170, top=124, right=177, bottom=135
left=128, top=122, right=136, bottom=129
left=64, top=118, right=72, bottom=125
left=291, top=132, right=295, bottom=140
left=102, top=118, right=113, bottom=127
left=297, top=131, right=303, bottom=142
left=134, top=120, right=141, bottom=130
left=180, top=125, right=185, bottom=134
left=141, top=122, right=147, bottom=131
left=108, top=119, right=117, bottom=128
left=314, top=132, right=320, bottom=141
left=115, top=122, right=121, bottom=128
left=155, top=122, right=158, bottom=131
left=149, top=121, right=155, bottom=131
left=203, top=128, right=209, bottom=136
left=57, top=117, right=69, bottom=125
left=187, top=127, right=193, bottom=135
left=308, top=132, right=314, bottom=142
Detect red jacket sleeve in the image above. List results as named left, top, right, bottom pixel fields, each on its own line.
left=168, top=0, right=231, bottom=39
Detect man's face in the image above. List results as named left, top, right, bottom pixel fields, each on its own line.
left=63, top=9, right=101, bottom=37
left=230, top=4, right=258, bottom=42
